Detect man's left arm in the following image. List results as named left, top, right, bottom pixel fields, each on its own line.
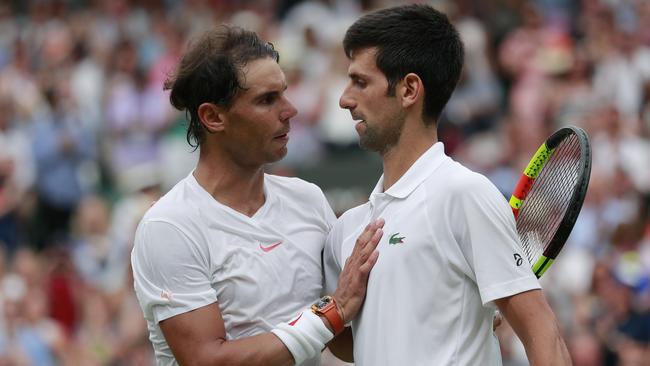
left=495, top=289, right=572, bottom=366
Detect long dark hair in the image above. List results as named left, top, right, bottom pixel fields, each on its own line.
left=164, top=25, right=279, bottom=148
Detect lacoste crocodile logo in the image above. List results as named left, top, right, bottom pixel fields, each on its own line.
left=389, top=233, right=405, bottom=245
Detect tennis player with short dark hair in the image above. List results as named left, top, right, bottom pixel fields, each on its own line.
left=131, top=26, right=382, bottom=366
left=323, top=5, right=572, bottom=365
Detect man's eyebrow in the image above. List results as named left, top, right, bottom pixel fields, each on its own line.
left=257, top=82, right=288, bottom=93
left=348, top=72, right=368, bottom=79
left=252, top=83, right=288, bottom=99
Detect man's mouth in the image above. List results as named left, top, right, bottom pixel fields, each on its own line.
left=274, top=130, right=290, bottom=140
left=351, top=113, right=365, bottom=124
left=355, top=120, right=367, bottom=134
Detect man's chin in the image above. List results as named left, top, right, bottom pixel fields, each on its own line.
left=358, top=137, right=379, bottom=152
left=268, top=148, right=288, bottom=163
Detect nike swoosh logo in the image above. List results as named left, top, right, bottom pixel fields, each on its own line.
left=259, top=241, right=283, bottom=252
left=288, top=312, right=303, bottom=326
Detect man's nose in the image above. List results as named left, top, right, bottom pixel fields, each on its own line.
left=339, top=86, right=355, bottom=110
left=281, top=97, right=298, bottom=121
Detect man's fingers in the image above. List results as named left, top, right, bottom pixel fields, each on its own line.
left=369, top=227, right=383, bottom=247
left=355, top=219, right=384, bottom=249
left=358, top=250, right=380, bottom=275
left=351, top=222, right=376, bottom=256
left=351, top=220, right=378, bottom=258
left=358, top=228, right=383, bottom=258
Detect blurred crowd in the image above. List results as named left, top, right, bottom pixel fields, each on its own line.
left=0, top=0, right=648, bottom=365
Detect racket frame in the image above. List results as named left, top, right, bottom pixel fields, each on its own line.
left=508, top=126, right=592, bottom=278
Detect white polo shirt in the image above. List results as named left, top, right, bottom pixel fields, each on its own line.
left=132, top=172, right=336, bottom=366
left=324, top=142, right=540, bottom=366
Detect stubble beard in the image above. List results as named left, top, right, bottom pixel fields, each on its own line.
left=358, top=112, right=406, bottom=155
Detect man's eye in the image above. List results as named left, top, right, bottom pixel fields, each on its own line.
left=354, top=78, right=366, bottom=88
left=261, top=95, right=276, bottom=104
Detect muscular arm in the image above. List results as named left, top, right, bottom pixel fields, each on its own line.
left=160, top=302, right=294, bottom=366
left=495, top=289, right=572, bottom=366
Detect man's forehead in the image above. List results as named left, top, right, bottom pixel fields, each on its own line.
left=241, top=58, right=286, bottom=91
left=348, top=47, right=380, bottom=75
left=349, top=47, right=377, bottom=60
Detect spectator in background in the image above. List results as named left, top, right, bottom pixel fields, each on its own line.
left=0, top=38, right=43, bottom=124
left=13, top=288, right=68, bottom=366
left=69, top=40, right=106, bottom=133
left=592, top=23, right=650, bottom=126
left=31, top=84, right=95, bottom=250
left=0, top=96, right=34, bottom=254
left=498, top=2, right=570, bottom=154
left=0, top=249, right=68, bottom=365
left=104, top=38, right=173, bottom=193
left=70, top=196, right=116, bottom=292
left=444, top=2, right=502, bottom=140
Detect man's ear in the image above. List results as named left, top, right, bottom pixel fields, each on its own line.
left=198, top=102, right=226, bottom=133
left=398, top=73, right=423, bottom=109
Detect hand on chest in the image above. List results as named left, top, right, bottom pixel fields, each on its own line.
left=341, top=203, right=448, bottom=278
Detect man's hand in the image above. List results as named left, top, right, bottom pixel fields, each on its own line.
left=333, top=218, right=384, bottom=323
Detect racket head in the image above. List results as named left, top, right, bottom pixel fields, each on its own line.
left=509, top=126, right=592, bottom=278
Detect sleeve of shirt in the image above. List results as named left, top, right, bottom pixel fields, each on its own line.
left=320, top=195, right=337, bottom=231
left=131, top=219, right=218, bottom=324
left=452, top=174, right=541, bottom=307
left=310, top=182, right=337, bottom=231
left=322, top=221, right=343, bottom=297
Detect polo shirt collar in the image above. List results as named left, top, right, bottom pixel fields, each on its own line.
left=371, top=142, right=447, bottom=199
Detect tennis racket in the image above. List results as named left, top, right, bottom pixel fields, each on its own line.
left=509, top=126, right=592, bottom=278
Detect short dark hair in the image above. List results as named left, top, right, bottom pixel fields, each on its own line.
left=164, top=25, right=279, bottom=148
left=343, top=4, right=464, bottom=124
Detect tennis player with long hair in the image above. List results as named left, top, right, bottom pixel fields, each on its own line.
left=131, top=26, right=383, bottom=366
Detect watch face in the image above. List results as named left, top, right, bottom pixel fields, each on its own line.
left=314, top=296, right=332, bottom=310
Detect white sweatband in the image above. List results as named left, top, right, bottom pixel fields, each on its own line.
left=271, top=310, right=334, bottom=365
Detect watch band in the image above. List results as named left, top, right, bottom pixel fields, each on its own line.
left=311, top=296, right=345, bottom=335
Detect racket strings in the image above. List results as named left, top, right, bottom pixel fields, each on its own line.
left=517, top=135, right=581, bottom=264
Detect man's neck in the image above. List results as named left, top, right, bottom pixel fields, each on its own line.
left=381, top=120, right=437, bottom=191
left=193, top=147, right=266, bottom=217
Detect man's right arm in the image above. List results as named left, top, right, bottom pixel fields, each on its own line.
left=137, top=219, right=383, bottom=366
left=160, top=302, right=295, bottom=366
left=496, top=289, right=572, bottom=366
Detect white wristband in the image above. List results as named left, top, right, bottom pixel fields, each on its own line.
left=271, top=310, right=334, bottom=365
